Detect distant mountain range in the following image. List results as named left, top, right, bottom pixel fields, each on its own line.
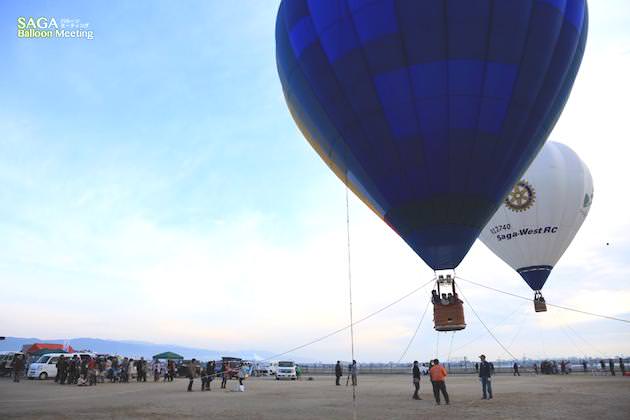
left=0, top=337, right=276, bottom=361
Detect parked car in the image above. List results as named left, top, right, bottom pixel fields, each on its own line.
left=275, top=361, right=297, bottom=380
left=254, top=362, right=272, bottom=376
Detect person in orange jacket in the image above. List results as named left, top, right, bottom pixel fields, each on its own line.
left=429, top=359, right=450, bottom=405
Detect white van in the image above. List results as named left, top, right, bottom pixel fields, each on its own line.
left=275, top=361, right=297, bottom=380
left=27, top=352, right=95, bottom=380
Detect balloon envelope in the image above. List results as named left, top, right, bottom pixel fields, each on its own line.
left=480, top=142, right=594, bottom=291
left=276, top=0, right=588, bottom=270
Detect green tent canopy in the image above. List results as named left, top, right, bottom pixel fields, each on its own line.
left=152, top=351, right=184, bottom=360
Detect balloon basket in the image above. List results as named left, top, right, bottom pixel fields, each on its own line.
left=534, top=292, right=547, bottom=312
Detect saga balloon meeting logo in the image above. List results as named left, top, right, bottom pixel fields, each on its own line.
left=504, top=180, right=536, bottom=213
left=16, top=16, right=94, bottom=40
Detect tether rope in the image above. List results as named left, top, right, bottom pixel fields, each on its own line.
left=562, top=318, right=607, bottom=358
left=450, top=301, right=525, bottom=353
left=446, top=331, right=456, bottom=364
left=259, top=278, right=435, bottom=363
left=435, top=329, right=440, bottom=360
left=345, top=187, right=358, bottom=420
left=397, top=297, right=431, bottom=363
left=457, top=277, right=630, bottom=324
left=456, top=283, right=518, bottom=361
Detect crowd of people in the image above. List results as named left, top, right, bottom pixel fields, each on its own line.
left=6, top=351, right=627, bottom=402
left=50, top=355, right=180, bottom=386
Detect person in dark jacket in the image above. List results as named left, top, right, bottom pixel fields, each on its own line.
left=12, top=354, right=25, bottom=382
left=479, top=355, right=493, bottom=400
left=619, top=358, right=626, bottom=375
left=513, top=362, right=520, bottom=376
left=609, top=359, right=615, bottom=376
left=335, top=361, right=342, bottom=386
left=412, top=361, right=421, bottom=400
left=55, top=355, right=66, bottom=383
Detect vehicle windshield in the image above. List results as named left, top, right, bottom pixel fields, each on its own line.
left=36, top=356, right=50, bottom=364
left=278, top=361, right=294, bottom=367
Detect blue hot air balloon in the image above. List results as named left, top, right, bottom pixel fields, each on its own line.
left=276, top=0, right=588, bottom=270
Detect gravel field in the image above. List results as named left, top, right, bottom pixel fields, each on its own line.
left=1, top=374, right=629, bottom=419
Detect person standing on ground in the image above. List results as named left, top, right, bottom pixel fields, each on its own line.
left=56, top=355, right=66, bottom=383
left=200, top=367, right=208, bottom=391
left=619, top=358, right=625, bottom=375
left=187, top=359, right=197, bottom=392
left=88, top=357, right=97, bottom=386
left=153, top=359, right=161, bottom=382
left=582, top=360, right=588, bottom=372
left=412, top=361, right=421, bottom=400
left=12, top=354, right=25, bottom=383
left=479, top=355, right=493, bottom=400
left=141, top=357, right=147, bottom=382
left=335, top=361, right=343, bottom=386
left=533, top=363, right=538, bottom=375
left=205, top=360, right=215, bottom=391
left=475, top=362, right=479, bottom=373
left=429, top=359, right=449, bottom=405
left=350, top=360, right=358, bottom=386
left=238, top=363, right=248, bottom=390
left=513, top=362, right=520, bottom=376
left=608, top=359, right=615, bottom=376
left=69, top=355, right=79, bottom=384
left=167, top=360, right=175, bottom=382
left=221, top=361, right=229, bottom=389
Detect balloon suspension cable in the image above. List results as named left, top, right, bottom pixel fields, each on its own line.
left=455, top=283, right=518, bottom=361
left=451, top=300, right=526, bottom=354
left=258, top=278, right=435, bottom=364
left=345, top=186, right=357, bottom=420
left=447, top=331, right=456, bottom=364
left=397, top=297, right=432, bottom=363
left=457, top=277, right=630, bottom=324
left=435, top=329, right=440, bottom=360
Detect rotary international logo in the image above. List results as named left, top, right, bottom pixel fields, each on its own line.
left=505, top=180, right=536, bottom=212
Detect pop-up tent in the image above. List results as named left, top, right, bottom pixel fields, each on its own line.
left=30, top=348, right=68, bottom=357
left=152, top=351, right=183, bottom=360
left=24, top=343, right=74, bottom=355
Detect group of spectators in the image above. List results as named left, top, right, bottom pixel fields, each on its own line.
left=186, top=359, right=250, bottom=392
left=334, top=354, right=627, bottom=406
left=52, top=355, right=177, bottom=386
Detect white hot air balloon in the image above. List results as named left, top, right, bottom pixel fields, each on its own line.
left=480, top=142, right=594, bottom=310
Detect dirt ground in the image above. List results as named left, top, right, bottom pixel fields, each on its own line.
left=1, top=374, right=629, bottom=419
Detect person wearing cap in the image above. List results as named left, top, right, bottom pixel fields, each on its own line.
left=479, top=355, right=493, bottom=400
left=428, top=359, right=449, bottom=405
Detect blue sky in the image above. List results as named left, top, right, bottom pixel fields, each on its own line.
left=1, top=1, right=629, bottom=362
